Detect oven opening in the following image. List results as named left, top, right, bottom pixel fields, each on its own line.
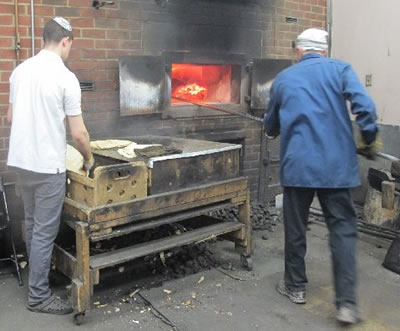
left=171, top=64, right=240, bottom=105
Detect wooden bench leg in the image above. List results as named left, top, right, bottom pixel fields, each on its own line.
left=71, top=222, right=90, bottom=318
left=235, top=190, right=253, bottom=257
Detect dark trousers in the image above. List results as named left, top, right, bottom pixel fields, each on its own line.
left=283, top=187, right=358, bottom=308
left=16, top=169, right=66, bottom=305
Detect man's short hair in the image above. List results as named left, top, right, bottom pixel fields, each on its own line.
left=43, top=19, right=74, bottom=44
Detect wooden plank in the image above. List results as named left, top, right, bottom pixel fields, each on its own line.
left=90, top=177, right=248, bottom=222
left=88, top=192, right=240, bottom=231
left=73, top=222, right=90, bottom=313
left=230, top=191, right=248, bottom=204
left=90, top=221, right=244, bottom=270
left=63, top=178, right=247, bottom=223
left=89, top=201, right=236, bottom=241
left=91, top=228, right=112, bottom=239
left=53, top=244, right=98, bottom=292
left=53, top=244, right=77, bottom=279
left=235, top=190, right=253, bottom=256
left=63, top=198, right=91, bottom=222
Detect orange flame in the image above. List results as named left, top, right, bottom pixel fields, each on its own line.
left=174, top=83, right=207, bottom=101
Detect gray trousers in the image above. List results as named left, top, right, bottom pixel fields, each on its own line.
left=16, top=169, right=66, bottom=305
left=283, top=187, right=358, bottom=309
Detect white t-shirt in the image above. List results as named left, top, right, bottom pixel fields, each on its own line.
left=8, top=49, right=82, bottom=174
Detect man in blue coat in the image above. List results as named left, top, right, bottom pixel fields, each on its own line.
left=264, top=28, right=379, bottom=325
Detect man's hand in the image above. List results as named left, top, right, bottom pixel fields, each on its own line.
left=83, top=154, right=95, bottom=172
left=357, top=135, right=383, bottom=160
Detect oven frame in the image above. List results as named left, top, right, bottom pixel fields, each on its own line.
left=163, top=51, right=251, bottom=120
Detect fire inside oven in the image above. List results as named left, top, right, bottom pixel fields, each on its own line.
left=171, top=64, right=240, bottom=105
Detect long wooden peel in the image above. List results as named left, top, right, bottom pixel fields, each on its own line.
left=171, top=96, right=263, bottom=123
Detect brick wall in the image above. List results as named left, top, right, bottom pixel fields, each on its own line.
left=0, top=0, right=327, bottom=199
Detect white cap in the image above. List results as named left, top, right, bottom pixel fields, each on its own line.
left=296, top=28, right=328, bottom=51
left=52, top=17, right=72, bottom=32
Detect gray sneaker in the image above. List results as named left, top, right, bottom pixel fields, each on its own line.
left=276, top=280, right=306, bottom=304
left=336, top=306, right=362, bottom=325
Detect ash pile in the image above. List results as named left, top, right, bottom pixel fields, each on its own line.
left=209, top=201, right=282, bottom=232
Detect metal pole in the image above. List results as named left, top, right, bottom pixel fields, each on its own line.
left=326, top=0, right=332, bottom=58
left=30, top=0, right=35, bottom=56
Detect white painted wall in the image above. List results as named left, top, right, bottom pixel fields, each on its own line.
left=331, top=0, right=400, bottom=125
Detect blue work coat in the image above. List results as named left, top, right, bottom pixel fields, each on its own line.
left=264, top=53, right=378, bottom=188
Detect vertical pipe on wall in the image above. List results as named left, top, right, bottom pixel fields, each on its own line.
left=14, top=0, right=21, bottom=64
left=326, top=0, right=332, bottom=57
left=30, top=0, right=35, bottom=56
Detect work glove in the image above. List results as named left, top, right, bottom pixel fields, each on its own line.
left=357, top=134, right=383, bottom=160
left=82, top=154, right=95, bottom=172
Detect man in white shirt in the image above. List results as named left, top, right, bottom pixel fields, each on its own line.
left=7, top=17, right=94, bottom=315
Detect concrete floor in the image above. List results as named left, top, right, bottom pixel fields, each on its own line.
left=1, top=220, right=399, bottom=331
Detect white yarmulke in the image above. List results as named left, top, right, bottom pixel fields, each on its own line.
left=52, top=17, right=72, bottom=32
left=296, top=28, right=328, bottom=51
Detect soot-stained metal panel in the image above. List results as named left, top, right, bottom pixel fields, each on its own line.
left=250, top=59, right=293, bottom=110
left=119, top=56, right=166, bottom=116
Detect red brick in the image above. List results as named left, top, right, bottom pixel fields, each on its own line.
left=68, top=60, right=97, bottom=71
left=81, top=29, right=105, bottom=39
left=69, top=0, right=91, bottom=7
left=0, top=26, right=16, bottom=37
left=95, top=80, right=116, bottom=90
left=55, top=7, right=81, bottom=17
left=0, top=61, right=13, bottom=71
left=105, top=9, right=129, bottom=19
left=0, top=49, right=15, bottom=60
left=17, top=27, right=29, bottom=37
left=0, top=106, right=8, bottom=116
left=119, top=40, right=141, bottom=50
left=0, top=83, right=9, bottom=93
left=70, top=17, right=94, bottom=28
left=67, top=48, right=82, bottom=60
left=0, top=4, right=13, bottom=14
left=0, top=14, right=14, bottom=26
left=93, top=60, right=118, bottom=70
left=18, top=38, right=30, bottom=48
left=95, top=39, right=119, bottom=49
left=42, top=0, right=67, bottom=5
left=95, top=17, right=118, bottom=29
left=34, top=6, right=55, bottom=16
left=106, top=30, right=129, bottom=40
left=81, top=49, right=106, bottom=58
left=285, top=1, right=299, bottom=10
left=0, top=37, right=12, bottom=47
left=0, top=121, right=10, bottom=133
left=17, top=16, right=31, bottom=26
left=312, top=5, right=323, bottom=14
left=83, top=70, right=108, bottom=81
left=299, top=4, right=311, bottom=11
left=72, top=39, right=94, bottom=48
left=80, top=8, right=106, bottom=18
left=19, top=49, right=33, bottom=59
